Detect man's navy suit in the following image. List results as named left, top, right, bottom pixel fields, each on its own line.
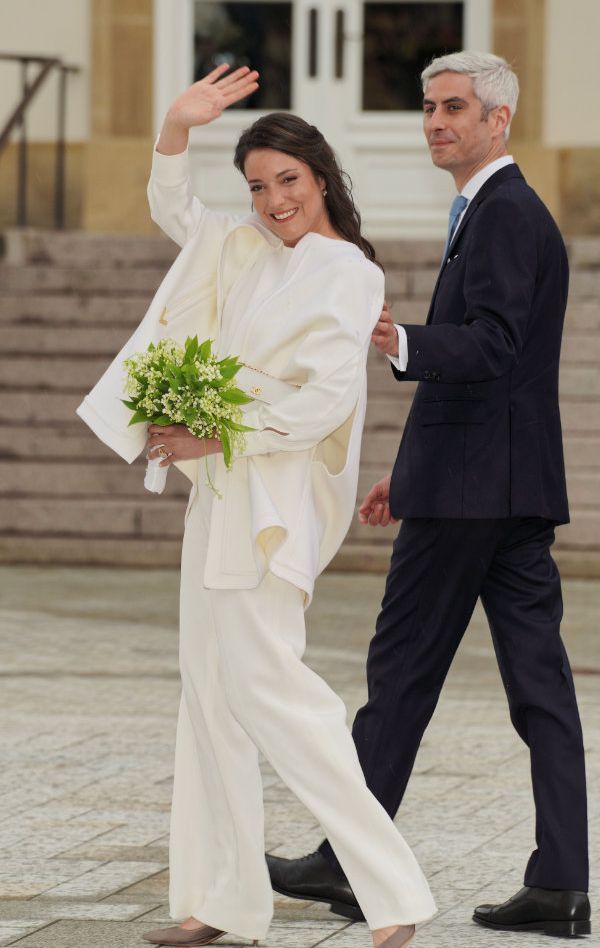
left=321, top=164, right=588, bottom=891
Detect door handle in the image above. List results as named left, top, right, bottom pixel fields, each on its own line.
left=308, top=7, right=318, bottom=77
left=334, top=9, right=345, bottom=79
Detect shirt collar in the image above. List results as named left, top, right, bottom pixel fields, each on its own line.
left=461, top=155, right=515, bottom=203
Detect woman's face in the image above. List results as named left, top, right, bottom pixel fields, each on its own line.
left=244, top=148, right=331, bottom=246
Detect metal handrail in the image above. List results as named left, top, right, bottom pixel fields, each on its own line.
left=0, top=53, right=81, bottom=228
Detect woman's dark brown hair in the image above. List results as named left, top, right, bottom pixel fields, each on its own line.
left=233, top=112, right=381, bottom=269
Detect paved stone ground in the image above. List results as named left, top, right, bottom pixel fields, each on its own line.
left=0, top=564, right=598, bottom=948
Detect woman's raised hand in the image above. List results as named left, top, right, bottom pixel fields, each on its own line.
left=157, top=64, right=259, bottom=155
left=170, top=64, right=259, bottom=128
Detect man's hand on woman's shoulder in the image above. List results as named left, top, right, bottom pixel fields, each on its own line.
left=371, top=302, right=399, bottom=357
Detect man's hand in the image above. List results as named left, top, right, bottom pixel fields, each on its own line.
left=358, top=474, right=398, bottom=527
left=371, top=302, right=399, bottom=357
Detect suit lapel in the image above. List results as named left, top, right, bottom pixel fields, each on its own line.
left=425, top=163, right=525, bottom=324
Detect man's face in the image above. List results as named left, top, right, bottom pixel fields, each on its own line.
left=423, top=72, right=499, bottom=176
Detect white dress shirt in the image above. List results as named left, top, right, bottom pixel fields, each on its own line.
left=389, top=155, right=515, bottom=371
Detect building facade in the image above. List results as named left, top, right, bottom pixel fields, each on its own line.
left=1, top=0, right=600, bottom=236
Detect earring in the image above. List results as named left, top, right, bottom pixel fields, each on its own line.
left=322, top=189, right=328, bottom=197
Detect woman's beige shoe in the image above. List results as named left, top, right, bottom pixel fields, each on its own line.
left=142, top=923, right=225, bottom=946
left=378, top=924, right=415, bottom=948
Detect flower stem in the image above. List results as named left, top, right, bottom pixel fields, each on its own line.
left=202, top=442, right=222, bottom=499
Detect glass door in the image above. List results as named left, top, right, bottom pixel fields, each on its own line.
left=154, top=0, right=492, bottom=236
left=193, top=2, right=294, bottom=110
left=332, top=0, right=492, bottom=236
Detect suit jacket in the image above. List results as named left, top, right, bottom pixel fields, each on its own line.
left=77, top=147, right=384, bottom=605
left=389, top=163, right=570, bottom=523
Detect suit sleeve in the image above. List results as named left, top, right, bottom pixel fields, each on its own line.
left=147, top=146, right=239, bottom=248
left=237, top=263, right=383, bottom=457
left=394, top=196, right=538, bottom=384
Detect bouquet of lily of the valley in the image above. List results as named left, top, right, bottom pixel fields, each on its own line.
left=122, top=336, right=254, bottom=494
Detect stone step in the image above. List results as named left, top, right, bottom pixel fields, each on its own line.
left=564, top=237, right=600, bottom=268
left=0, top=495, right=187, bottom=538
left=0, top=529, right=586, bottom=578
left=0, top=228, right=597, bottom=576
left=0, top=534, right=183, bottom=568
left=365, top=394, right=600, bottom=433
left=559, top=367, right=600, bottom=397
left=564, top=303, right=600, bottom=333
left=568, top=270, right=600, bottom=300
left=373, top=239, right=445, bottom=268
left=0, top=460, right=190, bottom=499
left=0, top=265, right=164, bottom=296
left=1, top=291, right=597, bottom=336
left=560, top=335, right=600, bottom=363
left=333, top=542, right=600, bottom=579
left=361, top=433, right=600, bottom=471
left=3, top=228, right=178, bottom=269
left=0, top=294, right=152, bottom=326
left=1, top=352, right=597, bottom=402
left=1, top=426, right=597, bottom=475
left=0, top=425, right=122, bottom=460
left=6, top=229, right=598, bottom=272
left=0, top=325, right=131, bottom=357
left=0, top=357, right=113, bottom=391
left=0, top=387, right=418, bottom=426
left=1, top=388, right=598, bottom=440
left=2, top=531, right=597, bottom=576
left=1, top=463, right=598, bottom=540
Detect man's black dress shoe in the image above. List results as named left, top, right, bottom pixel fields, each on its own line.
left=473, top=886, right=591, bottom=938
left=266, top=851, right=365, bottom=922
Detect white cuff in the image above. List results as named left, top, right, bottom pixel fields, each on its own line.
left=387, top=324, right=409, bottom=371
left=151, top=143, right=190, bottom=187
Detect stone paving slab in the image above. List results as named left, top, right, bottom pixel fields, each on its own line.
left=0, top=566, right=598, bottom=947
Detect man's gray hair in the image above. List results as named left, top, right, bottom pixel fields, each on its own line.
left=421, top=51, right=519, bottom=137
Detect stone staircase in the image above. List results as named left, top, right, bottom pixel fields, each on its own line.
left=1, top=228, right=599, bottom=575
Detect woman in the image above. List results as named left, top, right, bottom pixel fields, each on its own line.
left=77, top=65, right=435, bottom=948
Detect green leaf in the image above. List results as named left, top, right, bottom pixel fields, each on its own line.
left=219, top=424, right=232, bottom=468
left=127, top=409, right=148, bottom=426
left=121, top=399, right=138, bottom=411
left=198, top=338, right=212, bottom=361
left=182, top=363, right=198, bottom=380
left=185, top=336, right=199, bottom=361
left=153, top=415, right=173, bottom=426
left=220, top=388, right=254, bottom=405
left=222, top=419, right=256, bottom=433
left=217, top=360, right=240, bottom=380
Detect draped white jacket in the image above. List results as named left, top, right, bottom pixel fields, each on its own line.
left=77, top=147, right=384, bottom=604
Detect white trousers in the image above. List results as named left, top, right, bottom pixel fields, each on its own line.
left=169, top=484, right=436, bottom=940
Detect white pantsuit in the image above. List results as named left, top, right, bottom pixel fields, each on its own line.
left=77, top=146, right=436, bottom=941
left=171, top=469, right=435, bottom=940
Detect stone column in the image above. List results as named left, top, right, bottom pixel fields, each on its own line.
left=83, top=0, right=155, bottom=232
left=493, top=0, right=562, bottom=221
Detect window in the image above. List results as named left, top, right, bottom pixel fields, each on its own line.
left=194, top=2, right=293, bottom=109
left=362, top=2, right=464, bottom=110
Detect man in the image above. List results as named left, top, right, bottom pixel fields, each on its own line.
left=267, top=51, right=591, bottom=938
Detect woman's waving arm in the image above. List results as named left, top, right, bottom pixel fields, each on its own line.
left=148, top=65, right=259, bottom=246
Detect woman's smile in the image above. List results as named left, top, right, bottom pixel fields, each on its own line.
left=271, top=207, right=299, bottom=222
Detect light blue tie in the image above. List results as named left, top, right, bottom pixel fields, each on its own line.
left=442, top=194, right=468, bottom=262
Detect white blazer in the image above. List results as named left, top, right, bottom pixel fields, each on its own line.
left=77, top=147, right=384, bottom=604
